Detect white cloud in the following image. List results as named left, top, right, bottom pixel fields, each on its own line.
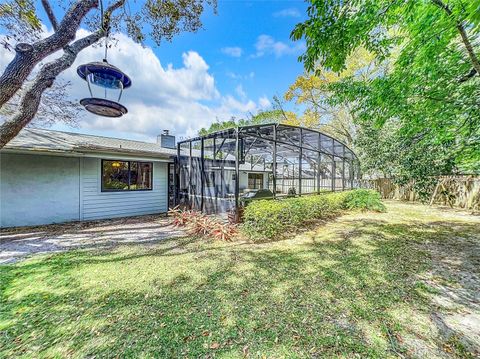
left=1, top=30, right=267, bottom=139
left=253, top=34, right=305, bottom=58
left=226, top=71, right=255, bottom=80
left=258, top=96, right=271, bottom=109
left=220, top=95, right=257, bottom=113
left=221, top=46, right=243, bottom=57
left=235, top=85, right=246, bottom=100
left=273, top=8, right=301, bottom=18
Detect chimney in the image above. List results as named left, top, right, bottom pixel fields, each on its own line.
left=157, top=130, right=176, bottom=149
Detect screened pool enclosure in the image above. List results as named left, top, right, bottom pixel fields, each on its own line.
left=174, top=124, right=360, bottom=215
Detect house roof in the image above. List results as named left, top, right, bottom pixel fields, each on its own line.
left=2, top=128, right=177, bottom=158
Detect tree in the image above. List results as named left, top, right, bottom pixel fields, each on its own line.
left=291, top=0, right=479, bottom=76
left=291, top=0, right=480, bottom=191
left=0, top=0, right=216, bottom=148
left=0, top=78, right=82, bottom=128
left=198, top=108, right=298, bottom=136
left=284, top=48, right=384, bottom=147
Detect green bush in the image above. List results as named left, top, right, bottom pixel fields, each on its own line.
left=241, top=189, right=385, bottom=240
left=343, top=189, right=386, bottom=212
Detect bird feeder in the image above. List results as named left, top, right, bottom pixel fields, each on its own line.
left=77, top=60, right=132, bottom=117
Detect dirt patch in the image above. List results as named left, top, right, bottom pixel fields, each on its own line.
left=419, top=221, right=480, bottom=357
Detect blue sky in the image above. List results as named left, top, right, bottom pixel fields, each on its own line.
left=153, top=1, right=308, bottom=103
left=0, top=1, right=309, bottom=142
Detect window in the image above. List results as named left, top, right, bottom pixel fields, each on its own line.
left=248, top=173, right=263, bottom=189
left=102, top=160, right=152, bottom=191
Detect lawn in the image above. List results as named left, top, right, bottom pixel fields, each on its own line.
left=1, top=201, right=479, bottom=358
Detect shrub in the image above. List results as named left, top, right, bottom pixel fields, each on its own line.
left=241, top=189, right=385, bottom=240
left=343, top=189, right=386, bottom=212
left=168, top=206, right=238, bottom=241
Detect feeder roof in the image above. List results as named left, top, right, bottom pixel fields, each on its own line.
left=77, top=61, right=132, bottom=89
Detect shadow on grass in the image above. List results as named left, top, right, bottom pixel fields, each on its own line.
left=1, top=218, right=479, bottom=357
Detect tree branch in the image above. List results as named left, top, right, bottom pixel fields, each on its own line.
left=105, top=0, right=125, bottom=20
left=430, top=0, right=480, bottom=76
left=41, top=0, right=58, bottom=31
left=0, top=0, right=127, bottom=148
left=0, top=0, right=98, bottom=109
left=0, top=30, right=105, bottom=148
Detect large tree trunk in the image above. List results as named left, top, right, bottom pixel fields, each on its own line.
left=0, top=0, right=98, bottom=109
left=0, top=32, right=104, bottom=148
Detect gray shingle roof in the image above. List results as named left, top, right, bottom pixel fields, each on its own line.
left=3, top=128, right=176, bottom=158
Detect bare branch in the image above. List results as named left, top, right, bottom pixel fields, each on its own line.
left=41, top=0, right=58, bottom=31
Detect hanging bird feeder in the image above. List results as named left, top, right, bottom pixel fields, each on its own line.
left=77, top=60, right=131, bottom=117
left=76, top=0, right=131, bottom=118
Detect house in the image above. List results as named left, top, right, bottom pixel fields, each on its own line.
left=0, top=128, right=271, bottom=228
left=0, top=128, right=177, bottom=228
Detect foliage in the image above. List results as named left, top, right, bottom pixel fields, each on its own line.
left=168, top=206, right=237, bottom=241
left=198, top=109, right=297, bottom=136
left=242, top=189, right=385, bottom=240
left=291, top=0, right=480, bottom=193
left=284, top=48, right=385, bottom=147
left=291, top=0, right=479, bottom=73
left=0, top=0, right=217, bottom=48
left=343, top=189, right=386, bottom=212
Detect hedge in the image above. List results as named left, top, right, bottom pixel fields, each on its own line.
left=241, top=189, right=385, bottom=240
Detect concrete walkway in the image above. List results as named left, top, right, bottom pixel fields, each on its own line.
left=0, top=215, right=185, bottom=264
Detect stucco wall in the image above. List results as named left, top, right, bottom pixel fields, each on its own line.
left=0, top=153, right=80, bottom=227
left=81, top=157, right=168, bottom=221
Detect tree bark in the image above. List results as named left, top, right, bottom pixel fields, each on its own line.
left=431, top=0, right=480, bottom=76
left=0, top=31, right=105, bottom=148
left=0, top=0, right=126, bottom=149
left=0, top=0, right=99, bottom=109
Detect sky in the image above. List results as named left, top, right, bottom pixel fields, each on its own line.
left=0, top=0, right=309, bottom=143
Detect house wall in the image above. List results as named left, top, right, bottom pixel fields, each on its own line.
left=0, top=153, right=80, bottom=227
left=239, top=171, right=268, bottom=192
left=81, top=157, right=168, bottom=221
left=0, top=153, right=169, bottom=228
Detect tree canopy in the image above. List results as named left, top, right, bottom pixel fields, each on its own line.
left=198, top=109, right=297, bottom=136
left=290, top=0, right=480, bottom=196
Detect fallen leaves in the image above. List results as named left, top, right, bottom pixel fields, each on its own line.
left=209, top=342, right=220, bottom=349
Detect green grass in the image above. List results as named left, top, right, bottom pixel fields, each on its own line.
left=1, top=202, right=479, bottom=358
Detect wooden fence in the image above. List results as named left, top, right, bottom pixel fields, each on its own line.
left=361, top=176, right=480, bottom=211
